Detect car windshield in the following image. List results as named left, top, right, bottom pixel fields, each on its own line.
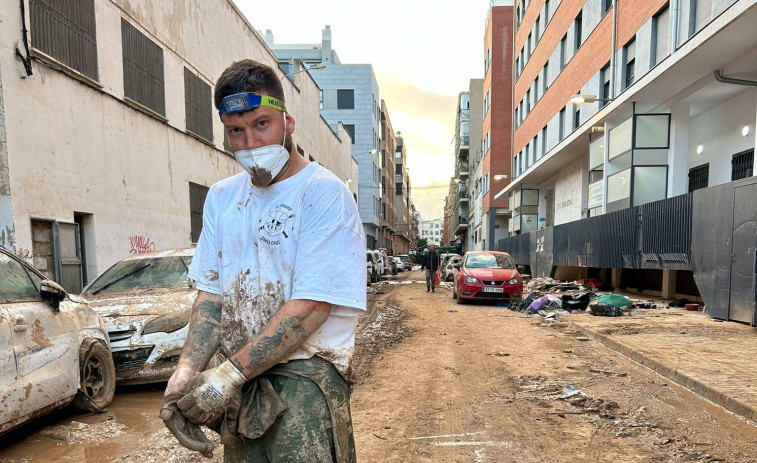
left=0, top=252, right=43, bottom=300
left=85, top=256, right=193, bottom=295
left=465, top=254, right=515, bottom=269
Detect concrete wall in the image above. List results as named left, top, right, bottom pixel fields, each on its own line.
left=553, top=154, right=588, bottom=224
left=688, top=88, right=757, bottom=187
left=0, top=0, right=353, bottom=274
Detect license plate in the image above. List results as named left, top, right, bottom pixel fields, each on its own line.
left=483, top=287, right=504, bottom=293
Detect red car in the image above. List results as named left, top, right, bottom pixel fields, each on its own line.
left=452, top=251, right=523, bottom=304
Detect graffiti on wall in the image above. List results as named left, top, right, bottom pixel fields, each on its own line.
left=0, top=224, right=16, bottom=251
left=130, top=235, right=156, bottom=254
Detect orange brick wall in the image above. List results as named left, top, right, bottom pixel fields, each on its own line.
left=483, top=4, right=514, bottom=211
left=513, top=0, right=667, bottom=154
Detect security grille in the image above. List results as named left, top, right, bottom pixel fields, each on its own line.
left=189, top=182, right=209, bottom=243
left=731, top=149, right=754, bottom=181
left=184, top=68, right=213, bottom=142
left=688, top=163, right=709, bottom=192
left=30, top=0, right=98, bottom=80
left=122, top=20, right=165, bottom=115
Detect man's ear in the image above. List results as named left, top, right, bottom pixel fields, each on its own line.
left=285, top=112, right=296, bottom=135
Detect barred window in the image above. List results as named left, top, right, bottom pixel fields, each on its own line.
left=30, top=0, right=98, bottom=80
left=688, top=164, right=709, bottom=192
left=184, top=68, right=213, bottom=142
left=189, top=182, right=209, bottom=243
left=122, top=20, right=165, bottom=116
left=732, top=149, right=754, bottom=181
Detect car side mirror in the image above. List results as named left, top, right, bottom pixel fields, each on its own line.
left=517, top=265, right=525, bottom=273
left=40, top=279, right=66, bottom=312
left=454, top=264, right=461, bottom=270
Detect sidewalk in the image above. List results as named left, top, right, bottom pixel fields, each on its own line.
left=567, top=306, right=757, bottom=425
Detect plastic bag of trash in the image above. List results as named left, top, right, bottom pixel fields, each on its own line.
left=596, top=294, right=633, bottom=309
left=528, top=295, right=562, bottom=313
left=590, top=304, right=624, bottom=317
left=561, top=293, right=592, bottom=312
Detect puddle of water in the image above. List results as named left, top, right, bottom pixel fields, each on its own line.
left=0, top=385, right=166, bottom=462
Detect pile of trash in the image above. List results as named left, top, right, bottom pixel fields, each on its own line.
left=511, top=290, right=594, bottom=319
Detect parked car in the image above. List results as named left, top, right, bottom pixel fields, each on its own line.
left=392, top=256, right=404, bottom=272
left=81, top=248, right=209, bottom=385
left=1, top=246, right=115, bottom=435
left=387, top=256, right=398, bottom=275
left=366, top=250, right=379, bottom=284
left=452, top=251, right=523, bottom=305
left=444, top=255, right=463, bottom=281
left=398, top=255, right=412, bottom=271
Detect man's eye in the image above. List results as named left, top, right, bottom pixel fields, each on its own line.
left=228, top=128, right=241, bottom=135
left=257, top=120, right=268, bottom=128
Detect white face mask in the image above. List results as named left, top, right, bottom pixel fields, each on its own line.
left=234, top=113, right=290, bottom=187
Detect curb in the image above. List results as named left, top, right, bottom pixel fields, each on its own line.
left=569, top=321, right=757, bottom=425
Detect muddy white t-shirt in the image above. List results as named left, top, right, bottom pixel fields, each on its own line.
left=188, top=162, right=366, bottom=378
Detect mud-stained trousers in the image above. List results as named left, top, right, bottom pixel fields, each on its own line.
left=425, top=269, right=436, bottom=291
left=219, top=357, right=356, bottom=463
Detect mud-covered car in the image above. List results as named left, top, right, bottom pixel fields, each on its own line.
left=81, top=248, right=199, bottom=385
left=1, top=247, right=115, bottom=435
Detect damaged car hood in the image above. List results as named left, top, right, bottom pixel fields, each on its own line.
left=86, top=290, right=197, bottom=319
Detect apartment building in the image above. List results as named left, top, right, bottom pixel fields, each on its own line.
left=393, top=136, right=413, bottom=254
left=419, top=218, right=444, bottom=247
left=379, top=101, right=397, bottom=252
left=463, top=80, right=485, bottom=252
left=498, top=0, right=757, bottom=324
left=0, top=0, right=355, bottom=292
left=482, top=0, right=516, bottom=250
left=266, top=27, right=384, bottom=249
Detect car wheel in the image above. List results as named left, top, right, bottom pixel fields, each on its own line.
left=456, top=292, right=465, bottom=305
left=73, top=339, right=116, bottom=412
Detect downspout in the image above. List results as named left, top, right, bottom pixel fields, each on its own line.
left=671, top=0, right=680, bottom=55
left=610, top=0, right=618, bottom=99
left=714, top=70, right=757, bottom=87
left=16, top=0, right=33, bottom=76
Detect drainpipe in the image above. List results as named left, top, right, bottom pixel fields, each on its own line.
left=671, top=0, right=680, bottom=55
left=714, top=70, right=757, bottom=87
left=610, top=0, right=618, bottom=99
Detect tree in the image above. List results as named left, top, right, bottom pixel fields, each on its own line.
left=416, top=237, right=428, bottom=249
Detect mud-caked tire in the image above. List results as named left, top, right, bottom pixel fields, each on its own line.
left=73, top=339, right=116, bottom=412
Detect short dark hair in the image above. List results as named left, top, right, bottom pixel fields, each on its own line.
left=214, top=59, right=285, bottom=110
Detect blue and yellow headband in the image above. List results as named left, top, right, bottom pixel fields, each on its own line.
left=218, top=92, right=286, bottom=117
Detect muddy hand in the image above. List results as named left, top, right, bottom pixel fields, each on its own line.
left=165, top=364, right=200, bottom=396
left=177, top=360, right=247, bottom=426
left=160, top=393, right=214, bottom=458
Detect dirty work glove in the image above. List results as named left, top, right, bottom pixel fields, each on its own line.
left=160, top=393, right=214, bottom=458
left=178, top=360, right=247, bottom=426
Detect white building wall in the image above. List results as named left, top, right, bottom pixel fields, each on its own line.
left=0, top=0, right=353, bottom=274
left=553, top=154, right=588, bottom=225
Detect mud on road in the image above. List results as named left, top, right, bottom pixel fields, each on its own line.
left=2, top=269, right=757, bottom=462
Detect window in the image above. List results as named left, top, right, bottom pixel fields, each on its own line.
left=541, top=127, right=547, bottom=157
left=527, top=33, right=532, bottom=58
left=344, top=124, right=355, bottom=144
left=526, top=89, right=531, bottom=112
left=184, top=68, right=213, bottom=142
left=574, top=108, right=580, bottom=130
left=534, top=76, right=540, bottom=101
left=122, top=20, right=165, bottom=115
left=559, top=108, right=566, bottom=140
left=30, top=0, right=98, bottom=80
left=189, top=182, right=209, bottom=243
left=602, top=0, right=613, bottom=15
left=337, top=89, right=354, bottom=109
left=542, top=63, right=548, bottom=93
left=732, top=149, right=754, bottom=181
left=652, top=4, right=671, bottom=65
left=623, top=37, right=636, bottom=89
left=319, top=89, right=324, bottom=110
left=688, top=164, right=709, bottom=192
left=600, top=62, right=611, bottom=107
left=574, top=12, right=583, bottom=52
left=560, top=34, right=567, bottom=69
left=535, top=17, right=541, bottom=40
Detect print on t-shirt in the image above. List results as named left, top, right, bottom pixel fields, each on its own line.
left=260, top=203, right=295, bottom=245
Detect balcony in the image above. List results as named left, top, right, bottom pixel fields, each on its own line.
left=460, top=108, right=470, bottom=120
left=453, top=214, right=469, bottom=235
left=455, top=159, right=469, bottom=178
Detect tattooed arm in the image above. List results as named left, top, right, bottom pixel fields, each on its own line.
left=227, top=299, right=331, bottom=379
left=164, top=291, right=222, bottom=396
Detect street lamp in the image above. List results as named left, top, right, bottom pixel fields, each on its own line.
left=570, top=94, right=613, bottom=105
left=494, top=174, right=508, bottom=180
left=280, top=64, right=327, bottom=80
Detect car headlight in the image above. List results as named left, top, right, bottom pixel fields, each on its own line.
left=507, top=278, right=520, bottom=285
left=464, top=275, right=479, bottom=284
left=142, top=307, right=191, bottom=335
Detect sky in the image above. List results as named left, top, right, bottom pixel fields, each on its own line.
left=237, top=0, right=493, bottom=219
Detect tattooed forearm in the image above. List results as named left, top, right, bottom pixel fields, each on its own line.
left=229, top=299, right=330, bottom=379
left=179, top=292, right=222, bottom=371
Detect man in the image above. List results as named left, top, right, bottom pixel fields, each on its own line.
left=160, top=59, right=365, bottom=462
left=421, top=244, right=440, bottom=292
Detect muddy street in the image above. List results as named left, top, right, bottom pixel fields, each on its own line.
left=2, top=269, right=757, bottom=462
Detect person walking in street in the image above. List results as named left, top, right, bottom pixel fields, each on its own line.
left=421, top=244, right=440, bottom=292
left=160, top=59, right=365, bottom=462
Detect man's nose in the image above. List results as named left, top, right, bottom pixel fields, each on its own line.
left=241, top=130, right=264, bottom=150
